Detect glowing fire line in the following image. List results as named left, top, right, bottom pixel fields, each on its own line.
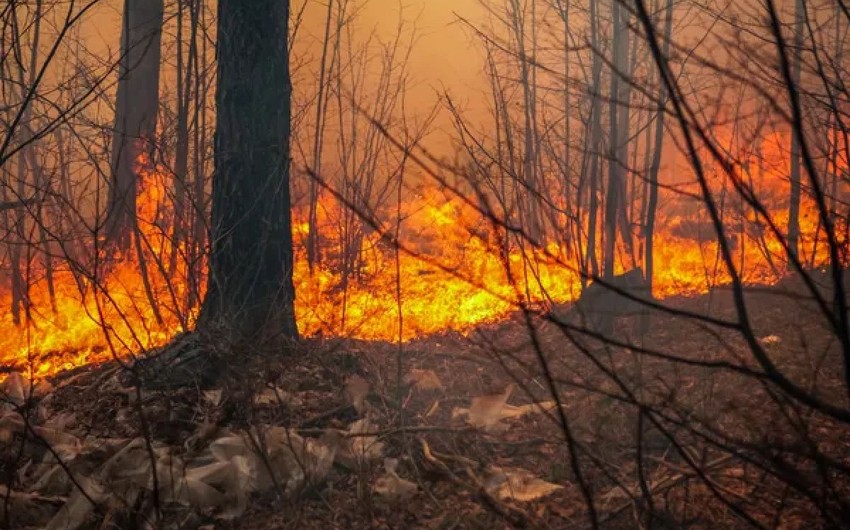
left=0, top=131, right=842, bottom=378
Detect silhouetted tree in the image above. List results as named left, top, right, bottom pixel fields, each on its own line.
left=198, top=0, right=298, bottom=342
left=107, top=0, right=164, bottom=247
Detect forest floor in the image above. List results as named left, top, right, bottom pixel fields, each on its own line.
left=3, top=272, right=850, bottom=529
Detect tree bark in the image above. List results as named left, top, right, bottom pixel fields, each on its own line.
left=645, top=0, right=674, bottom=294
left=786, top=0, right=804, bottom=265
left=198, top=0, right=298, bottom=342
left=106, top=0, right=163, bottom=247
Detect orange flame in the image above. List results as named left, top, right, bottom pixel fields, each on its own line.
left=0, top=130, right=844, bottom=378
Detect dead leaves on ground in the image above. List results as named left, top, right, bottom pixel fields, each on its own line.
left=451, top=384, right=558, bottom=432
left=3, top=364, right=565, bottom=529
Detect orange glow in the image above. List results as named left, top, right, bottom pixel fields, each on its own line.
left=0, top=130, right=843, bottom=378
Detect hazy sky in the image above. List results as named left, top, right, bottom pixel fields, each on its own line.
left=76, top=0, right=488, bottom=154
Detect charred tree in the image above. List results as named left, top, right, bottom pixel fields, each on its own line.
left=106, top=0, right=163, bottom=247
left=197, top=0, right=298, bottom=342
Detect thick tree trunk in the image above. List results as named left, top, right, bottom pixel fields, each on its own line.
left=107, top=0, right=163, bottom=247
left=198, top=0, right=298, bottom=342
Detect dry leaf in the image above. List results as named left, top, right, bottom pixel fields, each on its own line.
left=2, top=372, right=28, bottom=406
left=404, top=369, right=443, bottom=391
left=348, top=419, right=384, bottom=461
left=425, top=400, right=440, bottom=418
left=45, top=476, right=110, bottom=530
left=0, top=485, right=62, bottom=528
left=254, top=387, right=301, bottom=407
left=453, top=387, right=554, bottom=431
left=453, top=384, right=515, bottom=431
left=345, top=375, right=370, bottom=414
left=759, top=335, right=781, bottom=345
left=209, top=434, right=249, bottom=462
left=333, top=420, right=383, bottom=468
left=202, top=389, right=223, bottom=406
left=484, top=466, right=562, bottom=502
left=373, top=458, right=417, bottom=501
left=498, top=400, right=557, bottom=420
left=0, top=411, right=24, bottom=443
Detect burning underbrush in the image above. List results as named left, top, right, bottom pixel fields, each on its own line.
left=0, top=127, right=844, bottom=379
left=1, top=272, right=848, bottom=529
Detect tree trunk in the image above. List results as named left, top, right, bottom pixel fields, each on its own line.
left=106, top=0, right=163, bottom=248
left=645, top=0, right=674, bottom=294
left=198, top=0, right=298, bottom=342
left=604, top=0, right=628, bottom=278
left=786, top=0, right=804, bottom=266
left=585, top=0, right=602, bottom=281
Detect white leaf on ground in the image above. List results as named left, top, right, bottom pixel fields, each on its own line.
left=195, top=426, right=336, bottom=518
left=453, top=386, right=555, bottom=431
left=404, top=369, right=443, bottom=391
left=373, top=458, right=417, bottom=501
left=29, top=464, right=72, bottom=495
left=99, top=437, right=150, bottom=487
left=347, top=419, right=384, bottom=461
left=0, top=485, right=62, bottom=528
left=484, top=466, right=562, bottom=502
left=345, top=375, right=370, bottom=414
left=33, top=426, right=82, bottom=461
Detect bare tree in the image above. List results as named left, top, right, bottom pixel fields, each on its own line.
left=106, top=0, right=164, bottom=247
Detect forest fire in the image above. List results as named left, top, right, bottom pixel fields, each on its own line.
left=5, top=1, right=850, bottom=527
left=0, top=130, right=837, bottom=379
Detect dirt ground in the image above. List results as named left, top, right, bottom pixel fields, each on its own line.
left=3, top=272, right=849, bottom=529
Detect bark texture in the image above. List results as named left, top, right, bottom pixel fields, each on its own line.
left=198, top=0, right=298, bottom=342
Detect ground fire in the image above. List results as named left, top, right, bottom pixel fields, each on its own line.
left=4, top=1, right=850, bottom=528
left=0, top=129, right=839, bottom=378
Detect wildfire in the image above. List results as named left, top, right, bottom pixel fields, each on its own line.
left=0, top=131, right=842, bottom=378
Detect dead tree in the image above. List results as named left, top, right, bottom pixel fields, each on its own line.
left=106, top=0, right=164, bottom=248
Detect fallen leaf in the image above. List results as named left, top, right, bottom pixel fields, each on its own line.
left=202, top=389, right=223, bottom=406
left=484, top=466, right=562, bottom=502
left=45, top=476, right=110, bottom=530
left=345, top=375, right=370, bottom=414
left=499, top=400, right=557, bottom=420
left=2, top=372, right=28, bottom=406
left=404, top=369, right=443, bottom=391
left=373, top=458, right=417, bottom=501
left=254, top=387, right=302, bottom=407
left=453, top=384, right=515, bottom=431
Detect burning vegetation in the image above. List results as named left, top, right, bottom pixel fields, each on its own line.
left=1, top=0, right=850, bottom=529
left=0, top=128, right=840, bottom=377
